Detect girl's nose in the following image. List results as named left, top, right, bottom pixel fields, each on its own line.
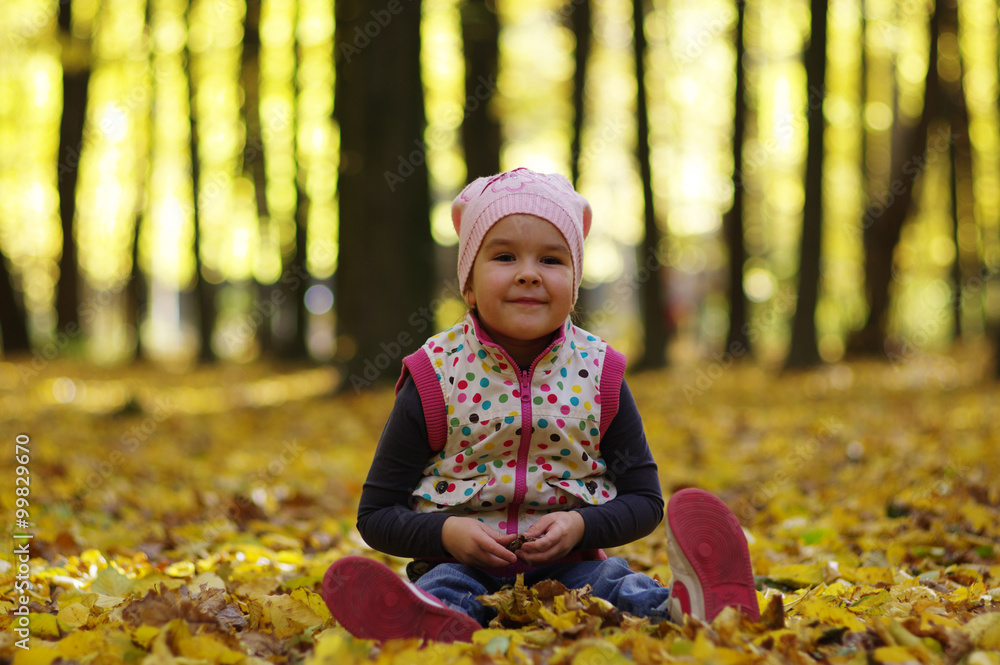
left=516, top=269, right=540, bottom=285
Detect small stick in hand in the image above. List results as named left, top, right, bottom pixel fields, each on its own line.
left=506, top=534, right=538, bottom=552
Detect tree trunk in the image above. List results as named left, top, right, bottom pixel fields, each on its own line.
left=948, top=152, right=961, bottom=334
left=632, top=0, right=668, bottom=369
left=128, top=211, right=143, bottom=356
left=937, top=0, right=973, bottom=342
left=859, top=0, right=869, bottom=195
left=56, top=12, right=88, bottom=335
left=848, top=0, right=940, bottom=356
left=995, top=303, right=1000, bottom=380
left=275, top=191, right=311, bottom=361
left=242, top=0, right=274, bottom=355
left=567, top=0, right=592, bottom=324
left=784, top=0, right=828, bottom=370
left=460, top=0, right=501, bottom=180
left=0, top=251, right=30, bottom=354
left=724, top=0, right=748, bottom=357
left=188, top=33, right=216, bottom=363
left=335, top=0, right=434, bottom=390
left=995, top=322, right=1000, bottom=381
left=568, top=0, right=591, bottom=187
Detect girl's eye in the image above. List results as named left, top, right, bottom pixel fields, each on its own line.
left=541, top=257, right=564, bottom=265
left=494, top=253, right=515, bottom=262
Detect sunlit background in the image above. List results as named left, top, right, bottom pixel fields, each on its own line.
left=1, top=0, right=999, bottom=371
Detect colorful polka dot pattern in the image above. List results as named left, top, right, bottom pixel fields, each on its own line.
left=411, top=314, right=619, bottom=533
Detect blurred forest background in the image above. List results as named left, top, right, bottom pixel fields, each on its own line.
left=2, top=0, right=1000, bottom=388
left=3, top=4, right=1000, bottom=661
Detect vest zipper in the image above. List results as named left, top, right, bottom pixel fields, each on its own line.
left=511, top=368, right=533, bottom=534
left=485, top=336, right=563, bottom=535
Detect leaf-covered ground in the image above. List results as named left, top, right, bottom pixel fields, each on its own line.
left=1, top=349, right=999, bottom=664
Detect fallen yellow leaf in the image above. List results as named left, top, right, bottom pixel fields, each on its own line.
left=763, top=563, right=825, bottom=588
left=851, top=589, right=893, bottom=616
left=90, top=566, right=134, bottom=597
left=165, top=561, right=196, bottom=578
left=175, top=632, right=245, bottom=664
left=843, top=567, right=895, bottom=586
left=28, top=613, right=60, bottom=639
left=56, top=602, right=90, bottom=629
left=873, top=645, right=922, bottom=664
left=129, top=624, right=161, bottom=649
left=793, top=596, right=866, bottom=632
left=291, top=587, right=332, bottom=623
left=568, top=641, right=632, bottom=665
left=12, top=643, right=58, bottom=665
left=966, top=612, right=1000, bottom=650
left=262, top=593, right=324, bottom=638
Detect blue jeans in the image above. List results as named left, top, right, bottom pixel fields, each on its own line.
left=415, top=557, right=671, bottom=626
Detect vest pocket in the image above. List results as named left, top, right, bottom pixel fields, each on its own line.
left=545, top=476, right=617, bottom=506
left=412, top=476, right=490, bottom=509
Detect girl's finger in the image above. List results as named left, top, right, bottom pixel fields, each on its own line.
left=523, top=524, right=550, bottom=541
left=484, top=539, right=517, bottom=563
left=520, top=534, right=555, bottom=554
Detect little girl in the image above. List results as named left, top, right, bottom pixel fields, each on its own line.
left=321, top=168, right=758, bottom=642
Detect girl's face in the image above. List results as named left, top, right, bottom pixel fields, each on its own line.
left=463, top=214, right=575, bottom=365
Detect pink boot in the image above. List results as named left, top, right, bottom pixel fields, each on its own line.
left=665, top=488, right=759, bottom=623
left=322, top=556, right=482, bottom=643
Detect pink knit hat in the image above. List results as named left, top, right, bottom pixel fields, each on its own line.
left=452, top=167, right=592, bottom=303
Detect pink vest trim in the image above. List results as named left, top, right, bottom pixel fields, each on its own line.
left=396, top=350, right=448, bottom=452
left=399, top=332, right=628, bottom=454
left=598, top=346, right=627, bottom=437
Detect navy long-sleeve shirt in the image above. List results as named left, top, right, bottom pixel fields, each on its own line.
left=356, top=376, right=664, bottom=560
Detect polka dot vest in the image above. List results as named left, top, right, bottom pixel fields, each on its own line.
left=398, top=313, right=627, bottom=536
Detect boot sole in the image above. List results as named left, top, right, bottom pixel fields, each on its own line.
left=322, top=556, right=481, bottom=642
left=665, top=489, right=759, bottom=622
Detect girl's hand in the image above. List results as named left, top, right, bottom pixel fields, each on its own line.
left=516, top=511, right=585, bottom=566
left=441, top=517, right=518, bottom=568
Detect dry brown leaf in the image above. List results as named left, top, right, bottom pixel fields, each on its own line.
left=122, top=584, right=247, bottom=632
